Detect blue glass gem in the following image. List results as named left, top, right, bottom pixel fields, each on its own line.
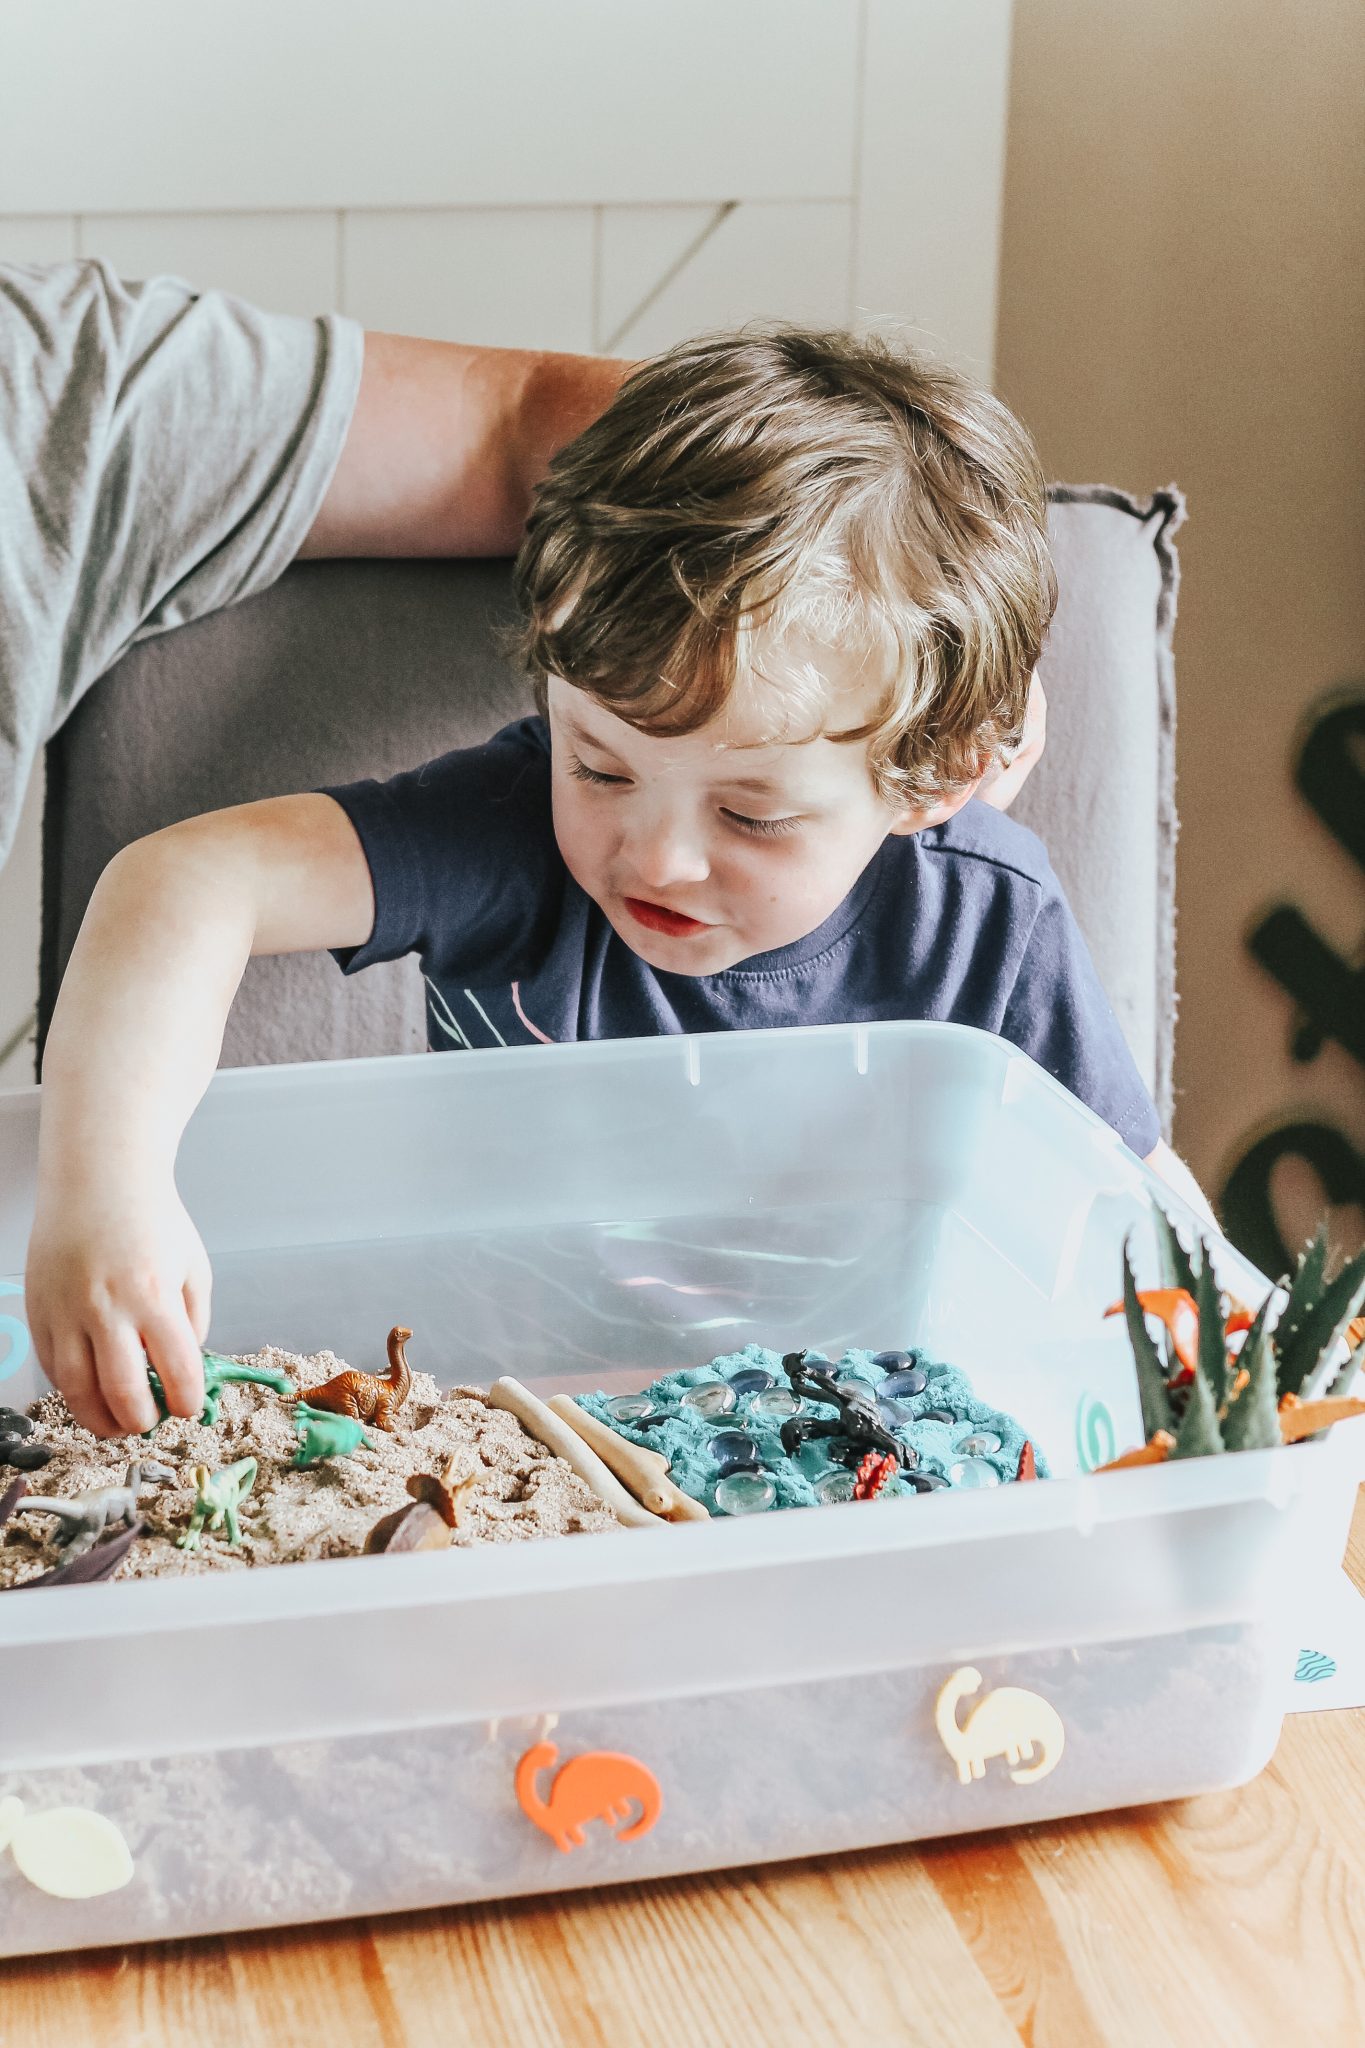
left=877, top=1396, right=917, bottom=1428
left=907, top=1471, right=950, bottom=1492
left=814, top=1469, right=856, bottom=1504
left=920, top=1407, right=957, bottom=1425
left=714, top=1470, right=776, bottom=1515
left=956, top=1429, right=1002, bottom=1457
left=836, top=1376, right=878, bottom=1407
left=681, top=1383, right=738, bottom=1418
left=872, top=1350, right=911, bottom=1370
left=880, top=1366, right=928, bottom=1399
left=750, top=1387, right=803, bottom=1421
left=948, top=1457, right=1001, bottom=1489
left=728, top=1367, right=775, bottom=1396
left=606, top=1394, right=655, bottom=1424
left=709, top=1429, right=761, bottom=1475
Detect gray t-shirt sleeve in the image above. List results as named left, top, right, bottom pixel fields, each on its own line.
left=0, top=258, right=364, bottom=860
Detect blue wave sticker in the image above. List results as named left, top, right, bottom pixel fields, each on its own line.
left=1294, top=1648, right=1337, bottom=1684
left=0, top=1279, right=29, bottom=1385
left=1075, top=1392, right=1117, bottom=1473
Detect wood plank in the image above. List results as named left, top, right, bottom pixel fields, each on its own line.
left=0, top=1, right=860, bottom=214
left=76, top=213, right=340, bottom=319
left=342, top=210, right=595, bottom=352
left=854, top=0, right=1014, bottom=380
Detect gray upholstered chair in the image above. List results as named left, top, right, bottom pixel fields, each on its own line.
left=38, top=484, right=1183, bottom=1130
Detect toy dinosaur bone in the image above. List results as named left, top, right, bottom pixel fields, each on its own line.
left=177, top=1457, right=258, bottom=1552
left=935, top=1667, right=1066, bottom=1786
left=292, top=1401, right=375, bottom=1468
left=487, top=1377, right=656, bottom=1528
left=299, top=1326, right=413, bottom=1431
left=547, top=1395, right=709, bottom=1523
left=9, top=1461, right=174, bottom=1558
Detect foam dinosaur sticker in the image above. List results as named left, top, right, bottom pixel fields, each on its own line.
left=515, top=1743, right=662, bottom=1853
left=0, top=1795, right=134, bottom=1898
left=935, top=1668, right=1066, bottom=1786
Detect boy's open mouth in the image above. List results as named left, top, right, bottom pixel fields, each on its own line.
left=623, top=897, right=713, bottom=938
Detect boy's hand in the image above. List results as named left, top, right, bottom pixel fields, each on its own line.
left=25, top=1172, right=211, bottom=1438
left=979, top=670, right=1047, bottom=812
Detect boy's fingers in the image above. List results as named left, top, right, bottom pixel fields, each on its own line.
left=89, top=1320, right=161, bottom=1436
left=183, top=1264, right=211, bottom=1347
left=50, top=1331, right=123, bottom=1440
left=142, top=1309, right=205, bottom=1420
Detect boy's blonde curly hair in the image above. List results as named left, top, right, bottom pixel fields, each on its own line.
left=515, top=326, right=1056, bottom=808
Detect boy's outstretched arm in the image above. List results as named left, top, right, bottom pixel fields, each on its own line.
left=300, top=334, right=631, bottom=560
left=27, top=796, right=373, bottom=1438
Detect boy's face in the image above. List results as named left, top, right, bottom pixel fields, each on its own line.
left=546, top=662, right=977, bottom=976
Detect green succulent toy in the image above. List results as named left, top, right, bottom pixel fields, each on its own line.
left=1102, top=1215, right=1365, bottom=1468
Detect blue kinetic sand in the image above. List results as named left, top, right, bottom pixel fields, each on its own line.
left=576, top=1345, right=1048, bottom=1514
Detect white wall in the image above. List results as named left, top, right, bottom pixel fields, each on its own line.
left=0, top=0, right=1014, bottom=1083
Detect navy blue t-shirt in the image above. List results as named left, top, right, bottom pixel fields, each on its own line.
left=325, top=717, right=1160, bottom=1156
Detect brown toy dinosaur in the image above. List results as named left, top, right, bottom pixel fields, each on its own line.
left=299, top=1326, right=413, bottom=1432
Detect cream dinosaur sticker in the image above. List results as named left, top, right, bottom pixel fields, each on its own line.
left=0, top=1795, right=134, bottom=1899
left=935, top=1667, right=1066, bottom=1786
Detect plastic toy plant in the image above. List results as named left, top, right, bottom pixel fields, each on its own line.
left=515, top=1743, right=663, bottom=1853
left=292, top=1401, right=375, bottom=1468
left=299, top=1326, right=413, bottom=1431
left=1100, top=1215, right=1365, bottom=1468
left=146, top=1351, right=294, bottom=1430
left=177, top=1458, right=259, bottom=1552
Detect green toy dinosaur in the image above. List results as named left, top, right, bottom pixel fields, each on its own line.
left=177, top=1457, right=258, bottom=1551
left=292, top=1401, right=374, bottom=1468
left=145, top=1352, right=295, bottom=1431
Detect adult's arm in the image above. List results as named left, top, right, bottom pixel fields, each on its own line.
left=300, top=333, right=631, bottom=561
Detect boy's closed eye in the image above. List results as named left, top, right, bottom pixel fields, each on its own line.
left=567, top=752, right=804, bottom=837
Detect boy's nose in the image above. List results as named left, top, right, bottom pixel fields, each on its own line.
left=625, top=819, right=711, bottom=891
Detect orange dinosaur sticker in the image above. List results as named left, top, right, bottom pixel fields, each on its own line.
left=514, top=1742, right=662, bottom=1853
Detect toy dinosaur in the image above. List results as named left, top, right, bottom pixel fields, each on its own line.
left=298, top=1325, right=413, bottom=1431
left=292, top=1401, right=375, bottom=1468
left=177, top=1458, right=258, bottom=1551
left=146, top=1352, right=295, bottom=1430
left=8, top=1460, right=175, bottom=1559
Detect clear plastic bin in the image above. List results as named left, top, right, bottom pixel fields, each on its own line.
left=0, top=1022, right=1356, bottom=1957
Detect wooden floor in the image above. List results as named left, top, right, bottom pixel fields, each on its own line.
left=6, top=1504, right=1365, bottom=2048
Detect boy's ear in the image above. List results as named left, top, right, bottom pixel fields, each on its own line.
left=886, top=775, right=985, bottom=837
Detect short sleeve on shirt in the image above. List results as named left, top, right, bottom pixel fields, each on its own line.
left=323, top=720, right=565, bottom=986
left=1003, top=885, right=1162, bottom=1155
left=0, top=258, right=363, bottom=857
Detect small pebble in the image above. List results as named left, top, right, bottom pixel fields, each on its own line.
left=871, top=1350, right=911, bottom=1370
left=750, top=1388, right=802, bottom=1421
left=681, top=1383, right=737, bottom=1418
left=708, top=1430, right=760, bottom=1475
left=881, top=1367, right=928, bottom=1399
left=714, top=1470, right=776, bottom=1515
left=606, top=1395, right=655, bottom=1424
left=956, top=1430, right=1002, bottom=1456
left=948, top=1457, right=1001, bottom=1489
left=0, top=1410, right=35, bottom=1437
left=728, top=1367, right=775, bottom=1396
left=4, top=1441, right=53, bottom=1471
left=814, top=1469, right=856, bottom=1504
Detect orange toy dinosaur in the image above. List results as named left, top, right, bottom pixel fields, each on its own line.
left=299, top=1326, right=413, bottom=1432
left=515, top=1743, right=662, bottom=1853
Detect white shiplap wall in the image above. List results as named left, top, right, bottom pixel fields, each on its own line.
left=0, top=0, right=1014, bottom=1082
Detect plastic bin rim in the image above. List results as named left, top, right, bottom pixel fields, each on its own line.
left=0, top=1430, right=1351, bottom=1651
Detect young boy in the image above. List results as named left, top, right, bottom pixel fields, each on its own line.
left=26, top=326, right=1209, bottom=1439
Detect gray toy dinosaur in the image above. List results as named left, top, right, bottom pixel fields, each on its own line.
left=10, top=1460, right=177, bottom=1559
